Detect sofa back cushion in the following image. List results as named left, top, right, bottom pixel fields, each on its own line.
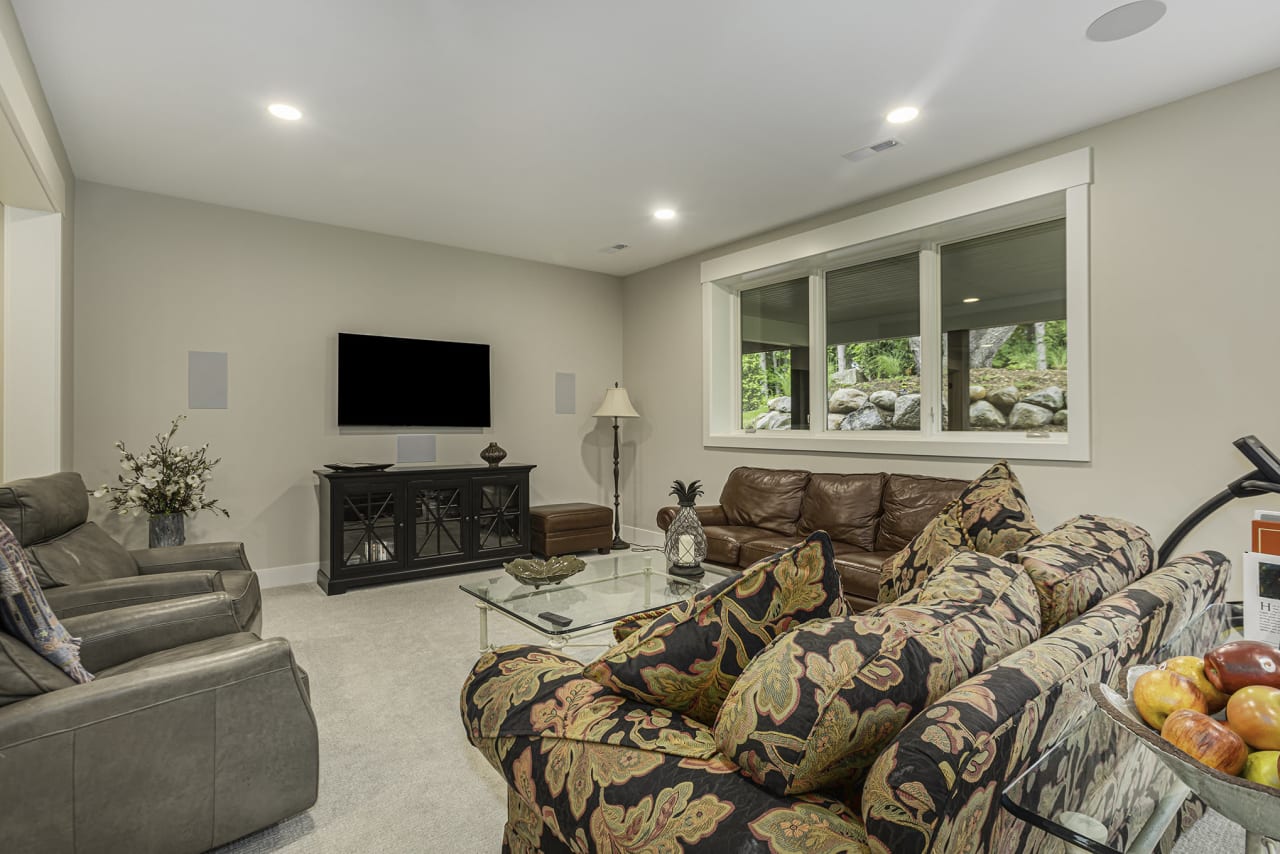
left=720, top=466, right=810, bottom=536
left=878, top=461, right=1040, bottom=604
left=797, top=473, right=886, bottom=551
left=0, top=630, right=74, bottom=706
left=875, top=474, right=966, bottom=552
left=584, top=531, right=847, bottom=725
left=714, top=550, right=1040, bottom=797
left=1012, top=515, right=1155, bottom=633
left=27, top=523, right=139, bottom=588
left=0, top=472, right=90, bottom=547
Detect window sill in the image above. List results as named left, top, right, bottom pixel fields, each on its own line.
left=704, top=429, right=1089, bottom=462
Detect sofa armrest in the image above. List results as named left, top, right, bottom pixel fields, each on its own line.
left=861, top=551, right=1230, bottom=853
left=131, top=541, right=251, bottom=575
left=656, top=504, right=729, bottom=531
left=44, top=571, right=224, bottom=618
left=62, top=593, right=244, bottom=672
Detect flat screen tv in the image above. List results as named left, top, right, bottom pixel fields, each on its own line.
left=338, top=333, right=491, bottom=427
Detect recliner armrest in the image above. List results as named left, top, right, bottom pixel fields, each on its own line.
left=62, top=593, right=244, bottom=672
left=131, top=541, right=251, bottom=575
left=44, top=571, right=225, bottom=617
left=656, top=505, right=729, bottom=530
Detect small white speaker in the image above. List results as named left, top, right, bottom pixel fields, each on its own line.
left=555, top=372, right=576, bottom=414
left=396, top=434, right=437, bottom=464
left=188, top=351, right=228, bottom=409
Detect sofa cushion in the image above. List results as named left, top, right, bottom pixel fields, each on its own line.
left=0, top=472, right=90, bottom=547
left=719, top=467, right=810, bottom=537
left=0, top=631, right=74, bottom=705
left=0, top=520, right=93, bottom=683
left=875, top=474, right=966, bottom=552
left=878, top=461, right=1040, bottom=603
left=1012, top=515, right=1155, bottom=633
left=26, top=522, right=139, bottom=588
left=584, top=531, right=847, bottom=725
left=714, top=550, right=1040, bottom=797
left=797, top=473, right=886, bottom=551
left=832, top=547, right=897, bottom=607
left=738, top=535, right=803, bottom=568
left=701, top=525, right=776, bottom=566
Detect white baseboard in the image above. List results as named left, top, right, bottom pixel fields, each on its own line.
left=257, top=561, right=319, bottom=589
left=623, top=525, right=664, bottom=547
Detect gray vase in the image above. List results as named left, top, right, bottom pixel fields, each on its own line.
left=480, top=442, right=508, bottom=467
left=149, top=513, right=186, bottom=548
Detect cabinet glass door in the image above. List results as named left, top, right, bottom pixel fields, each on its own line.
left=409, top=480, right=469, bottom=567
left=338, top=485, right=399, bottom=570
left=475, top=477, right=527, bottom=555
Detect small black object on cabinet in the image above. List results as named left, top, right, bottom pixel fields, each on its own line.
left=316, top=463, right=536, bottom=594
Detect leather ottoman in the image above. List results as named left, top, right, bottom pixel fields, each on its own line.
left=531, top=503, right=614, bottom=557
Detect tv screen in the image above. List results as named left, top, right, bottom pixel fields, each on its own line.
left=338, top=333, right=491, bottom=427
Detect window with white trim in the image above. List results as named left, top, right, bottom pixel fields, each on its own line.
left=703, top=149, right=1091, bottom=462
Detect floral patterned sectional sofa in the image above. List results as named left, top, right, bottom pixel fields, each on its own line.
left=462, top=462, right=1228, bottom=852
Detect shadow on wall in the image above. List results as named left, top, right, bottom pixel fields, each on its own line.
left=581, top=410, right=652, bottom=527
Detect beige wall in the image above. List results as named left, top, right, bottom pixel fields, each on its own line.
left=622, top=67, right=1280, bottom=598
left=74, top=182, right=623, bottom=571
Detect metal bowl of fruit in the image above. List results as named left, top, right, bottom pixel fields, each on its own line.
left=503, top=555, right=586, bottom=588
left=1091, top=639, right=1280, bottom=839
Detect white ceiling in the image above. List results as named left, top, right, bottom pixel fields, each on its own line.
left=14, top=1, right=1280, bottom=277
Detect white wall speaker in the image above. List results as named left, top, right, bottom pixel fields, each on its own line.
left=396, top=434, right=437, bottom=464
left=188, top=351, right=228, bottom=409
left=555, top=371, right=576, bottom=415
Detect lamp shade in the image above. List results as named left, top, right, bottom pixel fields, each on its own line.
left=593, top=386, right=640, bottom=419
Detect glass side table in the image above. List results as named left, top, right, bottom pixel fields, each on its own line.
left=1000, top=604, right=1249, bottom=854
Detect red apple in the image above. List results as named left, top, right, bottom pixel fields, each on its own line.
left=1162, top=656, right=1230, bottom=713
left=1225, top=684, right=1280, bottom=751
left=1204, top=640, right=1280, bottom=693
left=1161, top=709, right=1248, bottom=776
left=1133, top=669, right=1209, bottom=730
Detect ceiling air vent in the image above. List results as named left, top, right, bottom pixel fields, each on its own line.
left=600, top=243, right=630, bottom=254
left=842, top=138, right=902, bottom=162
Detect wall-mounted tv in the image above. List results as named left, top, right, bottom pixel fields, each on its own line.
left=338, top=333, right=491, bottom=427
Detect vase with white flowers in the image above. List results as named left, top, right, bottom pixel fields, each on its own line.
left=92, top=415, right=229, bottom=547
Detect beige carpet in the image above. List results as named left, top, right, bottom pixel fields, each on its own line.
left=214, top=566, right=1253, bottom=854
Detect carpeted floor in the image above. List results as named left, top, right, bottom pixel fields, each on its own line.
left=214, top=566, right=1253, bottom=854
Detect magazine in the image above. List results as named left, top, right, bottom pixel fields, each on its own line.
left=1242, top=551, right=1280, bottom=646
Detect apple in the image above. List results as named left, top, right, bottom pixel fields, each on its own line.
left=1243, top=750, right=1280, bottom=788
left=1133, top=669, right=1209, bottom=730
left=1204, top=640, right=1280, bottom=693
left=1161, top=709, right=1249, bottom=776
left=1162, top=656, right=1230, bottom=713
left=1225, top=684, right=1280, bottom=750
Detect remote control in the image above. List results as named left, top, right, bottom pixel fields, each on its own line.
left=538, top=611, right=573, bottom=628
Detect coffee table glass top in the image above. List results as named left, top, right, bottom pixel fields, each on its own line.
left=459, top=552, right=735, bottom=637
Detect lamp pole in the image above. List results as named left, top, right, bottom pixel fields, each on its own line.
left=610, top=416, right=627, bottom=549
left=593, top=381, right=639, bottom=552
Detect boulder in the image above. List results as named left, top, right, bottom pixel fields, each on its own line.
left=830, top=368, right=860, bottom=388
left=1022, top=386, right=1065, bottom=411
left=828, top=387, right=868, bottom=414
left=892, top=393, right=921, bottom=430
left=827, top=414, right=845, bottom=430
left=1052, top=409, right=1068, bottom=427
left=869, top=390, right=898, bottom=411
left=841, top=403, right=889, bottom=431
left=969, top=385, right=987, bottom=402
left=987, top=386, right=1020, bottom=412
left=969, top=400, right=1006, bottom=428
left=752, top=411, right=790, bottom=430
left=1007, top=402, right=1054, bottom=430
left=767, top=396, right=791, bottom=413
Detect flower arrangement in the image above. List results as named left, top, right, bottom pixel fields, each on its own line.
left=93, top=416, right=229, bottom=518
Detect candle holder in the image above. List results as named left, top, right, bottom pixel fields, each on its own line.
left=664, top=479, right=707, bottom=577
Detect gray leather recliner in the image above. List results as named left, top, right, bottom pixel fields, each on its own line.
left=0, top=472, right=262, bottom=633
left=0, top=593, right=319, bottom=853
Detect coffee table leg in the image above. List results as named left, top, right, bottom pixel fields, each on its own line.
left=477, top=601, right=491, bottom=651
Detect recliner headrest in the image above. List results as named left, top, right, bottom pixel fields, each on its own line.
left=0, top=472, right=91, bottom=546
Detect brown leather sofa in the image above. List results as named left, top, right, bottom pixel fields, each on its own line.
left=657, top=466, right=965, bottom=610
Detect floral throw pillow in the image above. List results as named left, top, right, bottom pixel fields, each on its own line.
left=0, top=520, right=93, bottom=683
left=584, top=531, right=847, bottom=725
left=715, top=550, right=1040, bottom=797
left=878, top=460, right=1039, bottom=603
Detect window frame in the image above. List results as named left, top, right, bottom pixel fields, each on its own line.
left=702, top=148, right=1092, bottom=462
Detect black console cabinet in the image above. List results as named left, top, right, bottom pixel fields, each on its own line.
left=316, top=463, right=535, bottom=594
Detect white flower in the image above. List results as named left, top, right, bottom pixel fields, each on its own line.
left=138, top=476, right=157, bottom=489
left=164, top=483, right=177, bottom=495
left=203, top=472, right=213, bottom=481
left=92, top=487, right=107, bottom=498
left=118, top=508, right=130, bottom=515
left=186, top=475, right=201, bottom=486
left=121, top=460, right=133, bottom=471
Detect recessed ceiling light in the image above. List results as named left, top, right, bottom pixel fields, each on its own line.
left=963, top=297, right=981, bottom=304
left=1086, top=1, right=1166, bottom=42
left=886, top=106, right=919, bottom=124
left=653, top=208, right=677, bottom=221
left=268, top=103, right=302, bottom=121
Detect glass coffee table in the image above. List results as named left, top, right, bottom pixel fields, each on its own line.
left=459, top=552, right=735, bottom=651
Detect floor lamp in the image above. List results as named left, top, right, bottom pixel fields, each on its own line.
left=594, top=382, right=640, bottom=550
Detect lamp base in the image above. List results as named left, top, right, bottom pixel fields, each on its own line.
left=668, top=563, right=705, bottom=578
left=610, top=536, right=630, bottom=551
